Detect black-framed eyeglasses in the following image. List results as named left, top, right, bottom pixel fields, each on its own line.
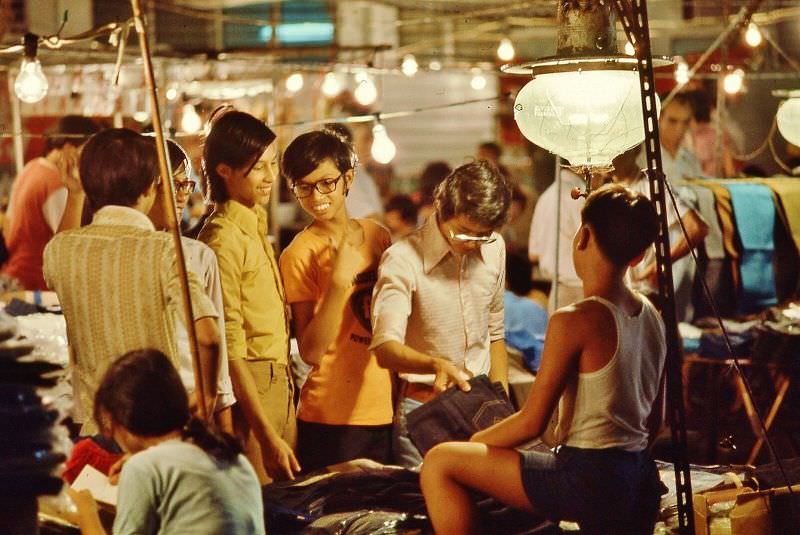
left=174, top=179, right=196, bottom=194
left=291, top=173, right=344, bottom=199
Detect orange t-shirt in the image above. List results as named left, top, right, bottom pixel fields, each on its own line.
left=279, top=219, right=393, bottom=426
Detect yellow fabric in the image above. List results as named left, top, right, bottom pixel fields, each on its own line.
left=43, top=206, right=217, bottom=434
left=279, top=219, right=393, bottom=425
left=199, top=200, right=289, bottom=364
left=752, top=177, right=800, bottom=254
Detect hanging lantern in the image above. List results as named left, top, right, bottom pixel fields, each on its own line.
left=776, top=90, right=800, bottom=146
left=504, top=1, right=669, bottom=170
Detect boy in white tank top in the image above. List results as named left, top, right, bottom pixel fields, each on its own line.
left=421, top=184, right=667, bottom=535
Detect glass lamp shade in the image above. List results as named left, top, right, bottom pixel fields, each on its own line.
left=513, top=69, right=657, bottom=168
left=776, top=96, right=800, bottom=146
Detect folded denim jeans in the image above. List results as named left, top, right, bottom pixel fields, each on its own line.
left=406, top=374, right=515, bottom=456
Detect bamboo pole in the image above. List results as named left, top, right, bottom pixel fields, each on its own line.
left=129, top=0, right=208, bottom=420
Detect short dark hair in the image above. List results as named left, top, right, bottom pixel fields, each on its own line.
left=506, top=251, right=534, bottom=296
left=479, top=141, right=502, bottom=160
left=94, top=349, right=243, bottom=463
left=165, top=139, right=191, bottom=176
left=660, top=91, right=693, bottom=114
left=435, top=160, right=512, bottom=229
left=581, top=183, right=659, bottom=267
left=46, top=115, right=100, bottom=153
left=419, top=161, right=452, bottom=206
left=385, top=194, right=418, bottom=225
left=322, top=122, right=354, bottom=144
left=281, top=129, right=357, bottom=184
left=79, top=129, right=159, bottom=210
left=203, top=110, right=276, bottom=203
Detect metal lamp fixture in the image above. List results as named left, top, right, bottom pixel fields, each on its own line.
left=505, top=2, right=670, bottom=172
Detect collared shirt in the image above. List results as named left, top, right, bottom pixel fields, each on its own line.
left=43, top=206, right=217, bottom=433
left=198, top=200, right=289, bottom=364
left=370, top=214, right=506, bottom=384
left=527, top=169, right=584, bottom=288
left=175, top=237, right=236, bottom=410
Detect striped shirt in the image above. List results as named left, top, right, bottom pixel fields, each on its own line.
left=370, top=214, right=506, bottom=384
left=43, top=206, right=216, bottom=433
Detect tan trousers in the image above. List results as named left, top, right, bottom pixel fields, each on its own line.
left=234, top=360, right=297, bottom=485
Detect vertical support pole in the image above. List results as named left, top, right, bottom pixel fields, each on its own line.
left=129, top=0, right=208, bottom=420
left=612, top=0, right=695, bottom=533
left=9, top=72, right=24, bottom=175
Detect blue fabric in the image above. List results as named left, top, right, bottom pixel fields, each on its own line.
left=504, top=291, right=548, bottom=372
left=723, top=183, right=778, bottom=314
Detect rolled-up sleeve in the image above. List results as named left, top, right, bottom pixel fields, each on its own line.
left=369, top=248, right=414, bottom=351
left=488, top=243, right=506, bottom=342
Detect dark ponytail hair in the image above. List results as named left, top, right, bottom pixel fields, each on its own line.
left=94, top=349, right=242, bottom=464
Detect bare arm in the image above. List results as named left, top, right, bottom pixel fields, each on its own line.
left=374, top=340, right=470, bottom=393
left=471, top=310, right=582, bottom=448
left=637, top=209, right=709, bottom=280
left=228, top=359, right=300, bottom=480
left=193, top=316, right=221, bottom=417
left=57, top=190, right=85, bottom=232
left=292, top=287, right=349, bottom=366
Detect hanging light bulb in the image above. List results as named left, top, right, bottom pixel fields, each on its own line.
left=497, top=38, right=515, bottom=62
left=723, top=68, right=744, bottom=95
left=745, top=22, right=762, bottom=47
left=624, top=41, right=635, bottom=56
left=429, top=60, right=442, bottom=71
left=166, top=86, right=179, bottom=101
left=776, top=91, right=800, bottom=146
left=285, top=72, right=304, bottom=93
left=354, top=72, right=378, bottom=106
left=181, top=103, right=202, bottom=134
left=14, top=34, right=48, bottom=104
left=401, top=54, right=419, bottom=77
left=371, top=123, right=396, bottom=164
left=321, top=72, right=342, bottom=97
left=675, top=58, right=690, bottom=85
left=470, top=69, right=487, bottom=91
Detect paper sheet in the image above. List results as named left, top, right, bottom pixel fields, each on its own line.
left=71, top=464, right=118, bottom=506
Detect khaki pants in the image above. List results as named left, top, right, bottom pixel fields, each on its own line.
left=234, top=360, right=296, bottom=484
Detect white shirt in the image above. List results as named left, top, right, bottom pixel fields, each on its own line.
left=371, top=214, right=506, bottom=384
left=528, top=169, right=585, bottom=288
left=174, top=237, right=236, bottom=411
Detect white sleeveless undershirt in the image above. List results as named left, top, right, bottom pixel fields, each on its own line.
left=554, top=294, right=666, bottom=452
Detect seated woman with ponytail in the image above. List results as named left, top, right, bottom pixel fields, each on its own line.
left=69, top=349, right=265, bottom=535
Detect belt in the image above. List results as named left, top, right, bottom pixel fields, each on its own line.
left=402, top=381, right=437, bottom=404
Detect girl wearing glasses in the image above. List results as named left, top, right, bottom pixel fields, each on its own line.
left=279, top=128, right=393, bottom=471
left=199, top=109, right=300, bottom=483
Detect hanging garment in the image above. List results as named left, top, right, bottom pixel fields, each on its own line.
left=722, top=182, right=778, bottom=314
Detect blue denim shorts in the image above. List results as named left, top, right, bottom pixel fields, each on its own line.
left=519, top=445, right=661, bottom=534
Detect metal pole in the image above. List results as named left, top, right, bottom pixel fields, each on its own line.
left=553, top=156, right=562, bottom=310
left=613, top=0, right=695, bottom=532
left=9, top=72, right=24, bottom=175
left=129, top=0, right=208, bottom=420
